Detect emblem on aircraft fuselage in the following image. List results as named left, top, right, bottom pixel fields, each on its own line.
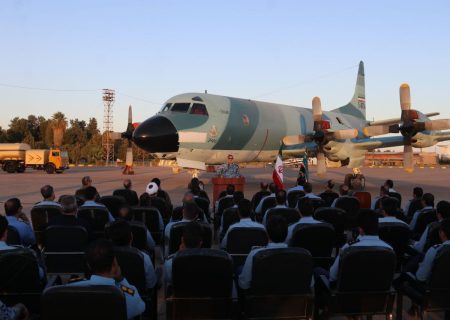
left=242, top=114, right=250, bottom=126
left=209, top=125, right=218, bottom=138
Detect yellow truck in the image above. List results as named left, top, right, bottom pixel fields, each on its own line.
left=0, top=143, right=69, bottom=174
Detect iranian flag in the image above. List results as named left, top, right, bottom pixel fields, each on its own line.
left=272, top=146, right=284, bottom=190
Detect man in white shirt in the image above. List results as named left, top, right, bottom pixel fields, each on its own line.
left=285, top=198, right=321, bottom=244
left=379, top=197, right=408, bottom=225
left=80, top=186, right=114, bottom=222
left=255, top=183, right=278, bottom=216
left=263, top=190, right=288, bottom=226
left=410, top=193, right=435, bottom=231
left=302, top=182, right=321, bottom=200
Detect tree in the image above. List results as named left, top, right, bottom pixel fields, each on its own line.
left=6, top=117, right=28, bottom=142
left=0, top=126, right=7, bottom=143
left=50, top=112, right=67, bottom=147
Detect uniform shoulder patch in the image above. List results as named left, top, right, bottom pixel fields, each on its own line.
left=348, top=239, right=360, bottom=246
left=120, top=285, right=135, bottom=296
left=68, top=276, right=86, bottom=283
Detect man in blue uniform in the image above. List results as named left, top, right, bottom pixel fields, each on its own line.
left=67, top=239, right=145, bottom=319
left=216, top=154, right=240, bottom=178
left=379, top=197, right=408, bottom=225
left=4, top=198, right=35, bottom=247
left=285, top=198, right=321, bottom=244
left=80, top=186, right=115, bottom=222
left=409, top=193, right=435, bottom=231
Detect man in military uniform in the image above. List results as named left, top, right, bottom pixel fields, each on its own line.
left=68, top=239, right=145, bottom=319
left=216, top=154, right=240, bottom=178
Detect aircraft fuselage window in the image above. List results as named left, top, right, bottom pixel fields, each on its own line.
left=190, top=103, right=208, bottom=116
left=171, top=103, right=191, bottom=113
left=161, top=103, right=172, bottom=112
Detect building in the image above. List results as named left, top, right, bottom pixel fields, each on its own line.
left=364, top=152, right=438, bottom=167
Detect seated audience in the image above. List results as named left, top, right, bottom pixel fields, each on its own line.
left=48, top=195, right=94, bottom=241
left=379, top=197, right=408, bottom=225
left=285, top=198, right=321, bottom=244
left=220, top=191, right=244, bottom=232
left=255, top=183, right=278, bottom=216
left=80, top=186, right=114, bottom=222
left=113, top=179, right=139, bottom=206
left=188, top=178, right=209, bottom=201
left=117, top=205, right=156, bottom=250
left=404, top=186, right=423, bottom=218
left=287, top=175, right=306, bottom=195
left=239, top=215, right=305, bottom=289
left=67, top=239, right=145, bottom=319
left=414, top=200, right=450, bottom=253
left=384, top=179, right=397, bottom=193
left=331, top=184, right=350, bottom=207
left=0, top=299, right=28, bottom=320
left=262, top=189, right=288, bottom=225
left=151, top=177, right=173, bottom=210
left=216, top=184, right=235, bottom=210
left=34, top=185, right=62, bottom=207
left=371, top=186, right=389, bottom=210
left=409, top=193, right=435, bottom=231
left=75, top=176, right=97, bottom=200
left=164, top=202, right=200, bottom=240
left=251, top=182, right=270, bottom=210
left=164, top=222, right=203, bottom=286
left=302, top=182, right=321, bottom=199
left=221, top=199, right=264, bottom=249
left=107, top=220, right=157, bottom=289
left=4, top=198, right=35, bottom=246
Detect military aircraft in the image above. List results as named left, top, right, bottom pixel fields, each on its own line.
left=120, top=61, right=450, bottom=175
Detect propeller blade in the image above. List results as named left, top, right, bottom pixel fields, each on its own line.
left=400, top=83, right=411, bottom=111
left=312, top=96, right=322, bottom=122
left=423, top=119, right=450, bottom=131
left=316, top=152, right=326, bottom=176
left=282, top=135, right=306, bottom=146
left=362, top=125, right=391, bottom=137
left=126, top=147, right=133, bottom=167
left=404, top=144, right=414, bottom=173
left=332, top=129, right=358, bottom=140
left=128, top=105, right=133, bottom=124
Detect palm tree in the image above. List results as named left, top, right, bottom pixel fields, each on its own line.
left=50, top=112, right=67, bottom=147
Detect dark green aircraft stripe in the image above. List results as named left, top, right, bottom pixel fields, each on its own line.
left=212, top=97, right=260, bottom=150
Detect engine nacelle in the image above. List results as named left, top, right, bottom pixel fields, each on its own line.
left=411, top=132, right=438, bottom=148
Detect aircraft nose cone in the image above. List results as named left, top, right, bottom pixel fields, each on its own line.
left=133, top=116, right=179, bottom=153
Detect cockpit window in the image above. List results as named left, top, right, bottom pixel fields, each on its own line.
left=171, top=103, right=190, bottom=113
left=161, top=103, right=172, bottom=112
left=190, top=103, right=208, bottom=116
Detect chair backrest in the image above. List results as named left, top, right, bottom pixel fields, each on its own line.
left=221, top=207, right=240, bottom=235
left=77, top=206, right=110, bottom=236
left=297, top=196, right=325, bottom=212
left=388, top=192, right=402, bottom=207
left=148, top=197, right=171, bottom=223
left=171, top=206, right=183, bottom=222
left=287, top=190, right=305, bottom=208
left=168, top=222, right=212, bottom=255
left=261, top=197, right=277, bottom=217
left=105, top=221, right=149, bottom=252
left=251, top=191, right=271, bottom=210
left=335, top=196, right=360, bottom=229
left=413, top=209, right=437, bottom=235
left=113, top=188, right=139, bottom=206
left=429, top=245, right=450, bottom=289
left=130, top=206, right=162, bottom=245
left=226, top=227, right=268, bottom=254
left=31, top=205, right=63, bottom=243
left=41, top=285, right=127, bottom=320
left=172, top=248, right=233, bottom=298
left=0, top=248, right=42, bottom=293
left=217, top=197, right=234, bottom=216
left=353, top=191, right=372, bottom=209
left=378, top=222, right=411, bottom=258
left=252, top=247, right=313, bottom=294
left=265, top=207, right=300, bottom=226
left=337, top=246, right=396, bottom=292
left=290, top=223, right=335, bottom=257
left=6, top=226, right=21, bottom=245
left=99, top=196, right=125, bottom=218
left=319, top=192, right=339, bottom=207
left=314, top=207, right=346, bottom=234
left=44, top=225, right=89, bottom=252
left=194, top=197, right=210, bottom=218
left=114, top=246, right=146, bottom=295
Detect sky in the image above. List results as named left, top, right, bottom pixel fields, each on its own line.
left=1, top=0, right=450, bottom=138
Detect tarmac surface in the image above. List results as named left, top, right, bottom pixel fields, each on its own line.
left=1, top=164, right=449, bottom=319
left=1, top=164, right=449, bottom=213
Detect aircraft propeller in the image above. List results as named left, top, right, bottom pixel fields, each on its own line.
left=283, top=96, right=358, bottom=176
left=363, top=84, right=450, bottom=172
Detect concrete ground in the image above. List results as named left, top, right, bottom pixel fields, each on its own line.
left=1, top=164, right=449, bottom=319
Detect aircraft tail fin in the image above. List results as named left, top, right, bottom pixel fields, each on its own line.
left=333, top=61, right=366, bottom=120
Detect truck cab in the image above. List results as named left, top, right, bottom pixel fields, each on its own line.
left=48, top=149, right=69, bottom=173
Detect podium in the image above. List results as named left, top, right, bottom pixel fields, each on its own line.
left=211, top=176, right=246, bottom=204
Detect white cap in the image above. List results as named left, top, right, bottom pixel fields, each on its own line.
left=146, top=182, right=159, bottom=195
